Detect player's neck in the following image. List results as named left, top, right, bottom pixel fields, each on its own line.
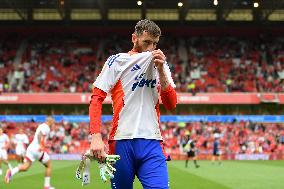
left=128, top=48, right=139, bottom=55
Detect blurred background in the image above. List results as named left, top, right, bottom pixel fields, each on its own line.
left=0, top=0, right=284, bottom=189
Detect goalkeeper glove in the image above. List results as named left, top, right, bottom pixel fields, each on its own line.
left=76, top=155, right=91, bottom=186
left=98, top=155, right=120, bottom=182
left=99, top=163, right=114, bottom=182
left=83, top=150, right=120, bottom=163
left=75, top=151, right=120, bottom=185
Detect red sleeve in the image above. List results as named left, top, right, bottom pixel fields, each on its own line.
left=160, top=85, right=177, bottom=110
left=89, top=87, right=107, bottom=135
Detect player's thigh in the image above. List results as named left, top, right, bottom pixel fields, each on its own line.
left=25, top=148, right=40, bottom=163
left=110, top=140, right=135, bottom=189
left=137, top=143, right=169, bottom=189
left=40, top=152, right=50, bottom=166
left=20, top=160, right=32, bottom=170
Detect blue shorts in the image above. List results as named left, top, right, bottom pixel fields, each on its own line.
left=109, top=139, right=169, bottom=189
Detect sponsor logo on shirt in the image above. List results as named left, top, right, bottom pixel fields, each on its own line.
left=132, top=73, right=156, bottom=91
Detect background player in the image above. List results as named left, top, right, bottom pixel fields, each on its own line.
left=212, top=131, right=222, bottom=165
left=89, top=19, right=177, bottom=189
left=183, top=131, right=200, bottom=168
left=13, top=127, right=29, bottom=163
left=5, top=116, right=55, bottom=189
left=0, top=127, right=13, bottom=176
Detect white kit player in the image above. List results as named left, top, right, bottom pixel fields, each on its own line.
left=0, top=127, right=13, bottom=176
left=13, top=128, right=29, bottom=163
left=5, top=116, right=55, bottom=189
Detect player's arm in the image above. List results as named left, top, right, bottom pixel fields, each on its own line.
left=24, top=135, right=29, bottom=148
left=89, top=55, right=121, bottom=162
left=191, top=141, right=196, bottom=152
left=12, top=135, right=17, bottom=149
left=89, top=87, right=108, bottom=163
left=4, top=136, right=10, bottom=150
left=89, top=87, right=107, bottom=134
left=38, top=131, right=46, bottom=151
left=152, top=49, right=177, bottom=110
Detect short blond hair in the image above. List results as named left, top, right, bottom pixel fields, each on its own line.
left=46, top=116, right=55, bottom=124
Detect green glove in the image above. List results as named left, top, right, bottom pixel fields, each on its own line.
left=105, top=154, right=120, bottom=164
left=99, top=163, right=114, bottom=182
left=99, top=154, right=120, bottom=182
left=76, top=150, right=120, bottom=184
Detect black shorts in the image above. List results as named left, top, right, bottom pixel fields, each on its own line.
left=187, top=151, right=195, bottom=157
left=213, top=150, right=220, bottom=156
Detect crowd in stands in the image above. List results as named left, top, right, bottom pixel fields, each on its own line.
left=1, top=34, right=284, bottom=93
left=0, top=36, right=21, bottom=93
left=1, top=120, right=283, bottom=156
left=163, top=121, right=284, bottom=156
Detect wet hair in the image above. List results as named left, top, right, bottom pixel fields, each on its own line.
left=134, top=19, right=161, bottom=37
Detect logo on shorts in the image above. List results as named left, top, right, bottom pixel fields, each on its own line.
left=112, top=182, right=117, bottom=189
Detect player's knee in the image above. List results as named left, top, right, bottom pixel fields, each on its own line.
left=21, top=165, right=29, bottom=171
left=44, top=160, right=51, bottom=168
left=23, top=161, right=33, bottom=171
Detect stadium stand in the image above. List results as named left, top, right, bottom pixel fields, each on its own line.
left=1, top=35, right=284, bottom=93
left=2, top=121, right=283, bottom=158
left=0, top=36, right=21, bottom=93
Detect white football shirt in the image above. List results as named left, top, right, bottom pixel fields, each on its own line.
left=14, top=133, right=29, bottom=149
left=29, top=123, right=50, bottom=148
left=0, top=133, right=9, bottom=149
left=94, top=51, right=175, bottom=140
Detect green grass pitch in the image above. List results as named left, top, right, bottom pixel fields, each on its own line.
left=1, top=160, right=283, bottom=189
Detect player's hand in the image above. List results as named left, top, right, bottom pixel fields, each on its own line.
left=152, top=49, right=166, bottom=70
left=90, top=133, right=107, bottom=163
left=75, top=152, right=120, bottom=185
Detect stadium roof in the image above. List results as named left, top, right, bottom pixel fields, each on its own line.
left=0, top=0, right=284, bottom=23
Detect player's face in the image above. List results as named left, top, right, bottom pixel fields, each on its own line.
left=132, top=31, right=160, bottom=52
left=47, top=119, right=55, bottom=127
left=0, top=128, right=3, bottom=135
